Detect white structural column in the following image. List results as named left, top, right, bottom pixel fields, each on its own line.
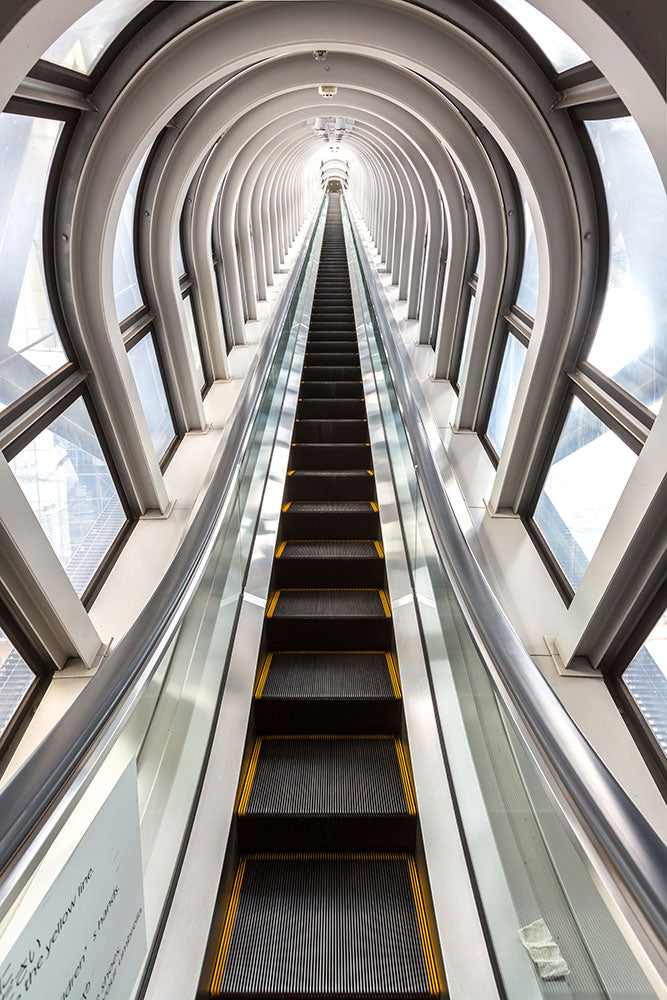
left=0, top=457, right=103, bottom=669
left=555, top=399, right=667, bottom=669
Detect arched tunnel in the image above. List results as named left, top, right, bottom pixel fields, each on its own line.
left=0, top=2, right=665, bottom=998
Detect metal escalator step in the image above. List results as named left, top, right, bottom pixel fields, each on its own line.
left=269, top=588, right=390, bottom=619
left=284, top=500, right=375, bottom=513
left=211, top=855, right=438, bottom=997
left=258, top=651, right=398, bottom=700
left=296, top=398, right=367, bottom=420
left=279, top=540, right=381, bottom=559
left=290, top=442, right=370, bottom=469
left=299, top=380, right=363, bottom=398
left=241, top=736, right=412, bottom=816
left=284, top=469, right=375, bottom=500
left=293, top=419, right=368, bottom=443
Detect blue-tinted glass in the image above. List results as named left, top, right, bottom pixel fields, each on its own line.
left=113, top=150, right=149, bottom=321
left=0, top=627, right=34, bottom=738
left=486, top=332, right=527, bottom=455
left=623, top=610, right=667, bottom=757
left=586, top=119, right=667, bottom=413
left=492, top=0, right=588, bottom=71
left=128, top=334, right=175, bottom=459
left=42, top=0, right=152, bottom=74
left=515, top=183, right=539, bottom=316
left=0, top=114, right=67, bottom=412
left=182, top=295, right=205, bottom=390
left=10, top=396, right=126, bottom=596
left=533, top=396, right=636, bottom=590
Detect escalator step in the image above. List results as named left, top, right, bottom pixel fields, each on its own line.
left=284, top=469, right=375, bottom=500
left=211, top=855, right=438, bottom=998
left=299, top=380, right=363, bottom=398
left=284, top=500, right=375, bottom=513
left=279, top=539, right=381, bottom=559
left=293, top=419, right=368, bottom=443
left=274, top=539, right=384, bottom=586
left=257, top=651, right=399, bottom=700
left=290, top=442, right=371, bottom=469
left=268, top=588, right=389, bottom=619
left=241, top=736, right=413, bottom=816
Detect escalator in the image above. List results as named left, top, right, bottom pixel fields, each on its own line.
left=207, top=195, right=442, bottom=998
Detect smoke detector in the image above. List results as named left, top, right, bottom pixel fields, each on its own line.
left=318, top=85, right=337, bottom=99
left=313, top=50, right=327, bottom=61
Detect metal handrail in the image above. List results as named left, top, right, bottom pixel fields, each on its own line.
left=0, top=198, right=324, bottom=891
left=345, top=202, right=667, bottom=974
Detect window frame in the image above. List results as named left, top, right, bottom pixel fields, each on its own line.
left=123, top=322, right=180, bottom=469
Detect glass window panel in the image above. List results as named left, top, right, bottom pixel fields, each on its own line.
left=585, top=118, right=667, bottom=413
left=175, top=227, right=186, bottom=279
left=0, top=114, right=68, bottom=413
left=456, top=292, right=476, bottom=385
left=41, top=0, right=152, bottom=75
left=623, top=610, right=667, bottom=757
left=0, top=627, right=35, bottom=739
left=515, top=182, right=539, bottom=317
left=113, top=150, right=149, bottom=322
left=486, top=332, right=528, bottom=455
left=10, top=395, right=127, bottom=596
left=182, top=295, right=205, bottom=391
left=533, top=395, right=636, bottom=590
left=492, top=0, right=588, bottom=72
left=127, top=333, right=176, bottom=459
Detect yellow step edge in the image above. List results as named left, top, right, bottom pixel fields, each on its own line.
left=395, top=739, right=417, bottom=815
left=254, top=652, right=273, bottom=697
left=408, top=856, right=441, bottom=996
left=266, top=591, right=280, bottom=617
left=386, top=652, right=402, bottom=698
left=370, top=501, right=378, bottom=511
left=210, top=858, right=246, bottom=994
left=374, top=541, right=385, bottom=558
left=282, top=502, right=292, bottom=511
left=275, top=541, right=287, bottom=558
left=379, top=590, right=392, bottom=617
left=237, top=740, right=262, bottom=815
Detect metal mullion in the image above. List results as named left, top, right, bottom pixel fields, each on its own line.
left=179, top=276, right=194, bottom=295
left=0, top=370, right=87, bottom=458
left=121, top=309, right=155, bottom=346
left=578, top=360, right=655, bottom=432
left=504, top=310, right=531, bottom=348
left=567, top=370, right=648, bottom=453
left=26, top=60, right=91, bottom=93
left=13, top=77, right=94, bottom=112
left=0, top=363, right=77, bottom=437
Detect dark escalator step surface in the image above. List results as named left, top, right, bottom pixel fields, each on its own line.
left=278, top=539, right=382, bottom=559
left=290, top=442, right=371, bottom=469
left=299, top=379, right=363, bottom=398
left=269, top=587, right=390, bottom=619
left=275, top=538, right=384, bottom=586
left=284, top=468, right=376, bottom=500
left=211, top=855, right=438, bottom=998
left=293, top=419, right=368, bottom=443
left=257, top=651, right=400, bottom=700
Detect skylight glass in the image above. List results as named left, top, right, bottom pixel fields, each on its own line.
left=493, top=0, right=588, bottom=72
left=42, top=0, right=151, bottom=75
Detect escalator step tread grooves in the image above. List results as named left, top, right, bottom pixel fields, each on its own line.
left=272, top=589, right=386, bottom=618
left=217, top=856, right=432, bottom=997
left=286, top=500, right=374, bottom=512
left=280, top=540, right=380, bottom=559
left=245, top=737, right=409, bottom=815
left=260, top=652, right=395, bottom=699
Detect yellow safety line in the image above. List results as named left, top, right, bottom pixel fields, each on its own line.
left=250, top=851, right=408, bottom=861
left=237, top=739, right=262, bottom=814
left=282, top=502, right=292, bottom=511
left=408, top=857, right=441, bottom=995
left=367, top=469, right=374, bottom=476
left=287, top=470, right=295, bottom=475
left=275, top=541, right=287, bottom=558
left=269, top=649, right=389, bottom=654
left=254, top=653, right=273, bottom=697
left=374, top=541, right=385, bottom=558
left=395, top=740, right=416, bottom=815
left=386, top=652, right=402, bottom=697
left=266, top=590, right=280, bottom=617
left=370, top=501, right=378, bottom=511
left=379, top=590, right=392, bottom=617
left=210, top=858, right=246, bottom=993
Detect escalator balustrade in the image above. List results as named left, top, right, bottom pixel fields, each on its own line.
left=208, top=195, right=443, bottom=999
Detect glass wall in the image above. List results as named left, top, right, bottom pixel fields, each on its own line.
left=127, top=333, right=176, bottom=460
left=41, top=0, right=152, bottom=75
left=113, top=151, right=149, bottom=322
left=0, top=114, right=67, bottom=412
left=585, top=118, right=667, bottom=414
left=532, top=395, right=637, bottom=590
left=182, top=293, right=206, bottom=392
left=492, top=0, right=588, bottom=72
left=9, top=395, right=127, bottom=597
left=486, top=332, right=527, bottom=456
left=515, top=184, right=539, bottom=317
left=0, top=626, right=35, bottom=741
left=622, top=610, right=667, bottom=758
